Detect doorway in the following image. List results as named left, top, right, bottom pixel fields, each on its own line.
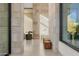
left=24, top=8, right=33, bottom=37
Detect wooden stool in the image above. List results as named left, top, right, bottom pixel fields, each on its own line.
left=43, top=39, right=52, bottom=49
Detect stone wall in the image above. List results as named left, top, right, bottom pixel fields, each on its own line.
left=33, top=3, right=48, bottom=39
left=11, top=3, right=24, bottom=55
left=49, top=3, right=59, bottom=52
left=32, top=4, right=40, bottom=39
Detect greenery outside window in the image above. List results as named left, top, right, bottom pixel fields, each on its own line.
left=60, top=3, right=79, bottom=52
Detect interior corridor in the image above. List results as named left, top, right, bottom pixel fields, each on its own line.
left=0, top=3, right=79, bottom=56
left=23, top=3, right=61, bottom=56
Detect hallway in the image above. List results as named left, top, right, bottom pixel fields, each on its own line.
left=24, top=39, right=61, bottom=56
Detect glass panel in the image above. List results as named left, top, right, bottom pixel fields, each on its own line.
left=0, top=4, right=9, bottom=55
left=62, top=3, right=79, bottom=50
left=40, top=14, right=49, bottom=39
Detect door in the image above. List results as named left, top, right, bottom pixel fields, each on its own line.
left=0, top=3, right=11, bottom=56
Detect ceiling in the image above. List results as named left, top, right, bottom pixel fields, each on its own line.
left=24, top=3, right=33, bottom=8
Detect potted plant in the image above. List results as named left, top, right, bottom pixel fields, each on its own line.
left=71, top=23, right=79, bottom=46
left=67, top=22, right=79, bottom=46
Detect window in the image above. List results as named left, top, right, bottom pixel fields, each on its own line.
left=60, top=3, right=79, bottom=52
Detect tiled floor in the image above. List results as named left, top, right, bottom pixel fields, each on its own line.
left=24, top=39, right=62, bottom=56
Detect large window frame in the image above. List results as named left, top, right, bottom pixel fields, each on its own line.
left=8, top=3, right=11, bottom=56
left=60, top=3, right=79, bottom=52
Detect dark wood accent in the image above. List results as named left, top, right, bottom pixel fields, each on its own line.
left=4, top=3, right=11, bottom=56
left=8, top=3, right=11, bottom=55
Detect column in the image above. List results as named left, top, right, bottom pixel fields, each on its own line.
left=11, top=3, right=24, bottom=55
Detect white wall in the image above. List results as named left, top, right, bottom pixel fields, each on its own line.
left=24, top=14, right=33, bottom=34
